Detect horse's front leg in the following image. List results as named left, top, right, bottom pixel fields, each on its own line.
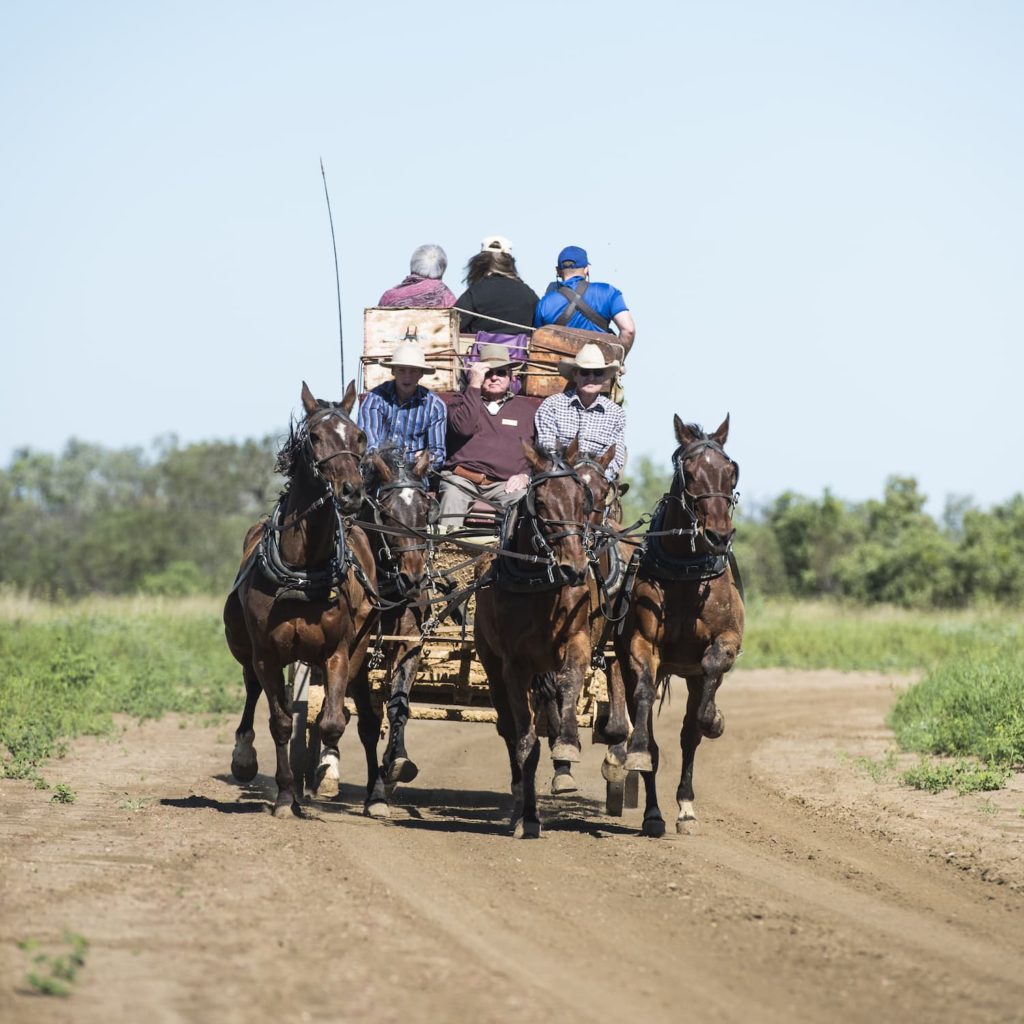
left=314, top=650, right=351, bottom=799
left=349, top=669, right=388, bottom=818
left=231, top=662, right=262, bottom=783
left=696, top=633, right=740, bottom=739
left=383, top=635, right=423, bottom=789
left=549, top=635, right=588, bottom=764
left=676, top=675, right=708, bottom=834
left=623, top=639, right=658, bottom=775
left=254, top=656, right=298, bottom=817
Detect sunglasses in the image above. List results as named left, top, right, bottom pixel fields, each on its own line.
left=484, top=368, right=510, bottom=378
left=576, top=368, right=606, bottom=379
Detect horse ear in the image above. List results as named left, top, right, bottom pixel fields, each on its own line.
left=301, top=381, right=318, bottom=415
left=412, top=449, right=431, bottom=478
left=370, top=452, right=392, bottom=482
left=674, top=414, right=695, bottom=446
left=523, top=441, right=550, bottom=474
left=596, top=443, right=616, bottom=471
left=341, top=380, right=357, bottom=415
left=565, top=434, right=580, bottom=461
left=712, top=414, right=730, bottom=447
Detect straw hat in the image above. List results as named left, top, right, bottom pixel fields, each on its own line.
left=475, top=343, right=524, bottom=372
left=558, top=342, right=620, bottom=381
left=382, top=341, right=436, bottom=374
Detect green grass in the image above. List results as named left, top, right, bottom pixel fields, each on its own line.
left=0, top=595, right=238, bottom=782
left=742, top=599, right=1023, bottom=672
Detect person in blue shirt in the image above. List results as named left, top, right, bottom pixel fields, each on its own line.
left=533, top=245, right=636, bottom=355
left=357, top=342, right=447, bottom=471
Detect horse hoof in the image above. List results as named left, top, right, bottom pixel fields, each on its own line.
left=676, top=815, right=700, bottom=835
left=642, top=813, right=666, bottom=838
left=314, top=768, right=340, bottom=799
left=551, top=768, right=578, bottom=795
left=231, top=757, right=258, bottom=783
left=551, top=741, right=581, bottom=763
left=513, top=818, right=542, bottom=839
left=365, top=801, right=390, bottom=819
left=602, top=759, right=627, bottom=784
left=386, top=757, right=419, bottom=786
left=272, top=795, right=297, bottom=818
left=624, top=751, right=654, bottom=773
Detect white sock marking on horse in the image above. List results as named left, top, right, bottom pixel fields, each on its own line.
left=677, top=798, right=697, bottom=822
left=319, top=749, right=341, bottom=780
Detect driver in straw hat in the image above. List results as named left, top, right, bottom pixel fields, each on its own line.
left=438, top=343, right=537, bottom=530
left=357, top=341, right=447, bottom=470
left=534, top=342, right=625, bottom=479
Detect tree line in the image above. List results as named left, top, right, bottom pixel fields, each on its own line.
left=2, top=440, right=1021, bottom=608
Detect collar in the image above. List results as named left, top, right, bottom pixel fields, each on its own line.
left=383, top=380, right=427, bottom=407
left=567, top=389, right=609, bottom=412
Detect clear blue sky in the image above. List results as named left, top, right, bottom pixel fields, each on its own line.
left=3, top=1, right=1021, bottom=515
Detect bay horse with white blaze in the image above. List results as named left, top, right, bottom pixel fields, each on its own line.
left=475, top=437, right=621, bottom=838
left=345, top=445, right=435, bottom=817
left=224, top=382, right=378, bottom=816
left=614, top=415, right=744, bottom=836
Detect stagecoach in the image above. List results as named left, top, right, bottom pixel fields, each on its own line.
left=288, top=306, right=638, bottom=811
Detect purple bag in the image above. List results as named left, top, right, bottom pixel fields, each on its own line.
left=463, top=332, right=529, bottom=395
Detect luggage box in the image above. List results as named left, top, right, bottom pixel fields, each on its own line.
left=361, top=308, right=462, bottom=394
left=523, top=325, right=625, bottom=399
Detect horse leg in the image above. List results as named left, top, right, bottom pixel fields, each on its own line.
left=314, top=651, right=351, bottom=799
left=623, top=644, right=657, bottom=774
left=697, top=635, right=738, bottom=739
left=477, top=630, right=523, bottom=824
left=254, top=657, right=298, bottom=817
left=602, top=657, right=629, bottom=745
left=513, top=713, right=542, bottom=839
left=231, top=662, right=261, bottom=782
left=549, top=643, right=586, bottom=765
left=676, top=675, right=706, bottom=834
left=383, top=636, right=422, bottom=789
left=349, top=672, right=388, bottom=818
left=639, top=700, right=665, bottom=837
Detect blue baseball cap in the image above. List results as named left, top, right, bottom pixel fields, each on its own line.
left=557, top=245, right=589, bottom=270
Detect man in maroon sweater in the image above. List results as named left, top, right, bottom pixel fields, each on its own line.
left=438, top=344, right=539, bottom=530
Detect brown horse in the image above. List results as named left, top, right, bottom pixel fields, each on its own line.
left=475, top=438, right=617, bottom=838
left=614, top=414, right=744, bottom=836
left=224, top=382, right=378, bottom=816
left=345, top=445, right=435, bottom=817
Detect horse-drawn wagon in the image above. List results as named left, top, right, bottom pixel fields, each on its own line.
left=289, top=307, right=633, bottom=810
left=227, top=304, right=743, bottom=836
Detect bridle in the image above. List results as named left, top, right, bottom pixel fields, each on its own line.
left=363, top=464, right=439, bottom=601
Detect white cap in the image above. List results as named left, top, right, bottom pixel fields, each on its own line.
left=480, top=235, right=513, bottom=255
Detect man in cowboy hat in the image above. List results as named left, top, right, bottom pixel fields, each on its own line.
left=357, top=341, right=447, bottom=470
left=534, top=245, right=636, bottom=354
left=438, top=343, right=538, bottom=529
left=534, top=342, right=625, bottom=478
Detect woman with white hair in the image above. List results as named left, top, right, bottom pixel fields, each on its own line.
left=378, top=243, right=457, bottom=308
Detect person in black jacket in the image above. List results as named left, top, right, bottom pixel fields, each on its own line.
left=455, top=236, right=539, bottom=336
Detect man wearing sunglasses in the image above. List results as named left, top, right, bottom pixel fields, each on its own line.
left=534, top=342, right=625, bottom=480
left=438, top=344, right=539, bottom=530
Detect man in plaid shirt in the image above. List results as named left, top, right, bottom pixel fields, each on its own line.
left=358, top=342, right=447, bottom=470
left=534, top=343, right=625, bottom=479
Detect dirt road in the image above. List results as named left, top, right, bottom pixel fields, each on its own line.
left=3, top=669, right=1024, bottom=1024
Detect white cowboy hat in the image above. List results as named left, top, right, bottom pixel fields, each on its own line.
left=558, top=342, right=620, bottom=381
left=474, top=342, right=524, bottom=372
left=481, top=234, right=513, bottom=255
left=382, top=341, right=436, bottom=375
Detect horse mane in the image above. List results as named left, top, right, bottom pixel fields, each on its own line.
left=275, top=399, right=354, bottom=480
left=362, top=444, right=406, bottom=487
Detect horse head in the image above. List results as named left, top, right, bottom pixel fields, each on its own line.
left=522, top=435, right=617, bottom=586
left=294, top=380, right=366, bottom=513
left=671, top=414, right=739, bottom=554
left=362, top=447, right=434, bottom=599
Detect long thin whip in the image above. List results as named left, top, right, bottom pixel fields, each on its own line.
left=320, top=157, right=345, bottom=388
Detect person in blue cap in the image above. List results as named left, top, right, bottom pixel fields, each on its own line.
left=533, top=245, right=636, bottom=354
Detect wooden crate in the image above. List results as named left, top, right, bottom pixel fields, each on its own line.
left=523, top=325, right=625, bottom=399
left=361, top=308, right=462, bottom=394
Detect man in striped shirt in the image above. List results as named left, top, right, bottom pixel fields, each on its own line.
left=534, top=343, right=625, bottom=479
left=357, top=342, right=447, bottom=471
